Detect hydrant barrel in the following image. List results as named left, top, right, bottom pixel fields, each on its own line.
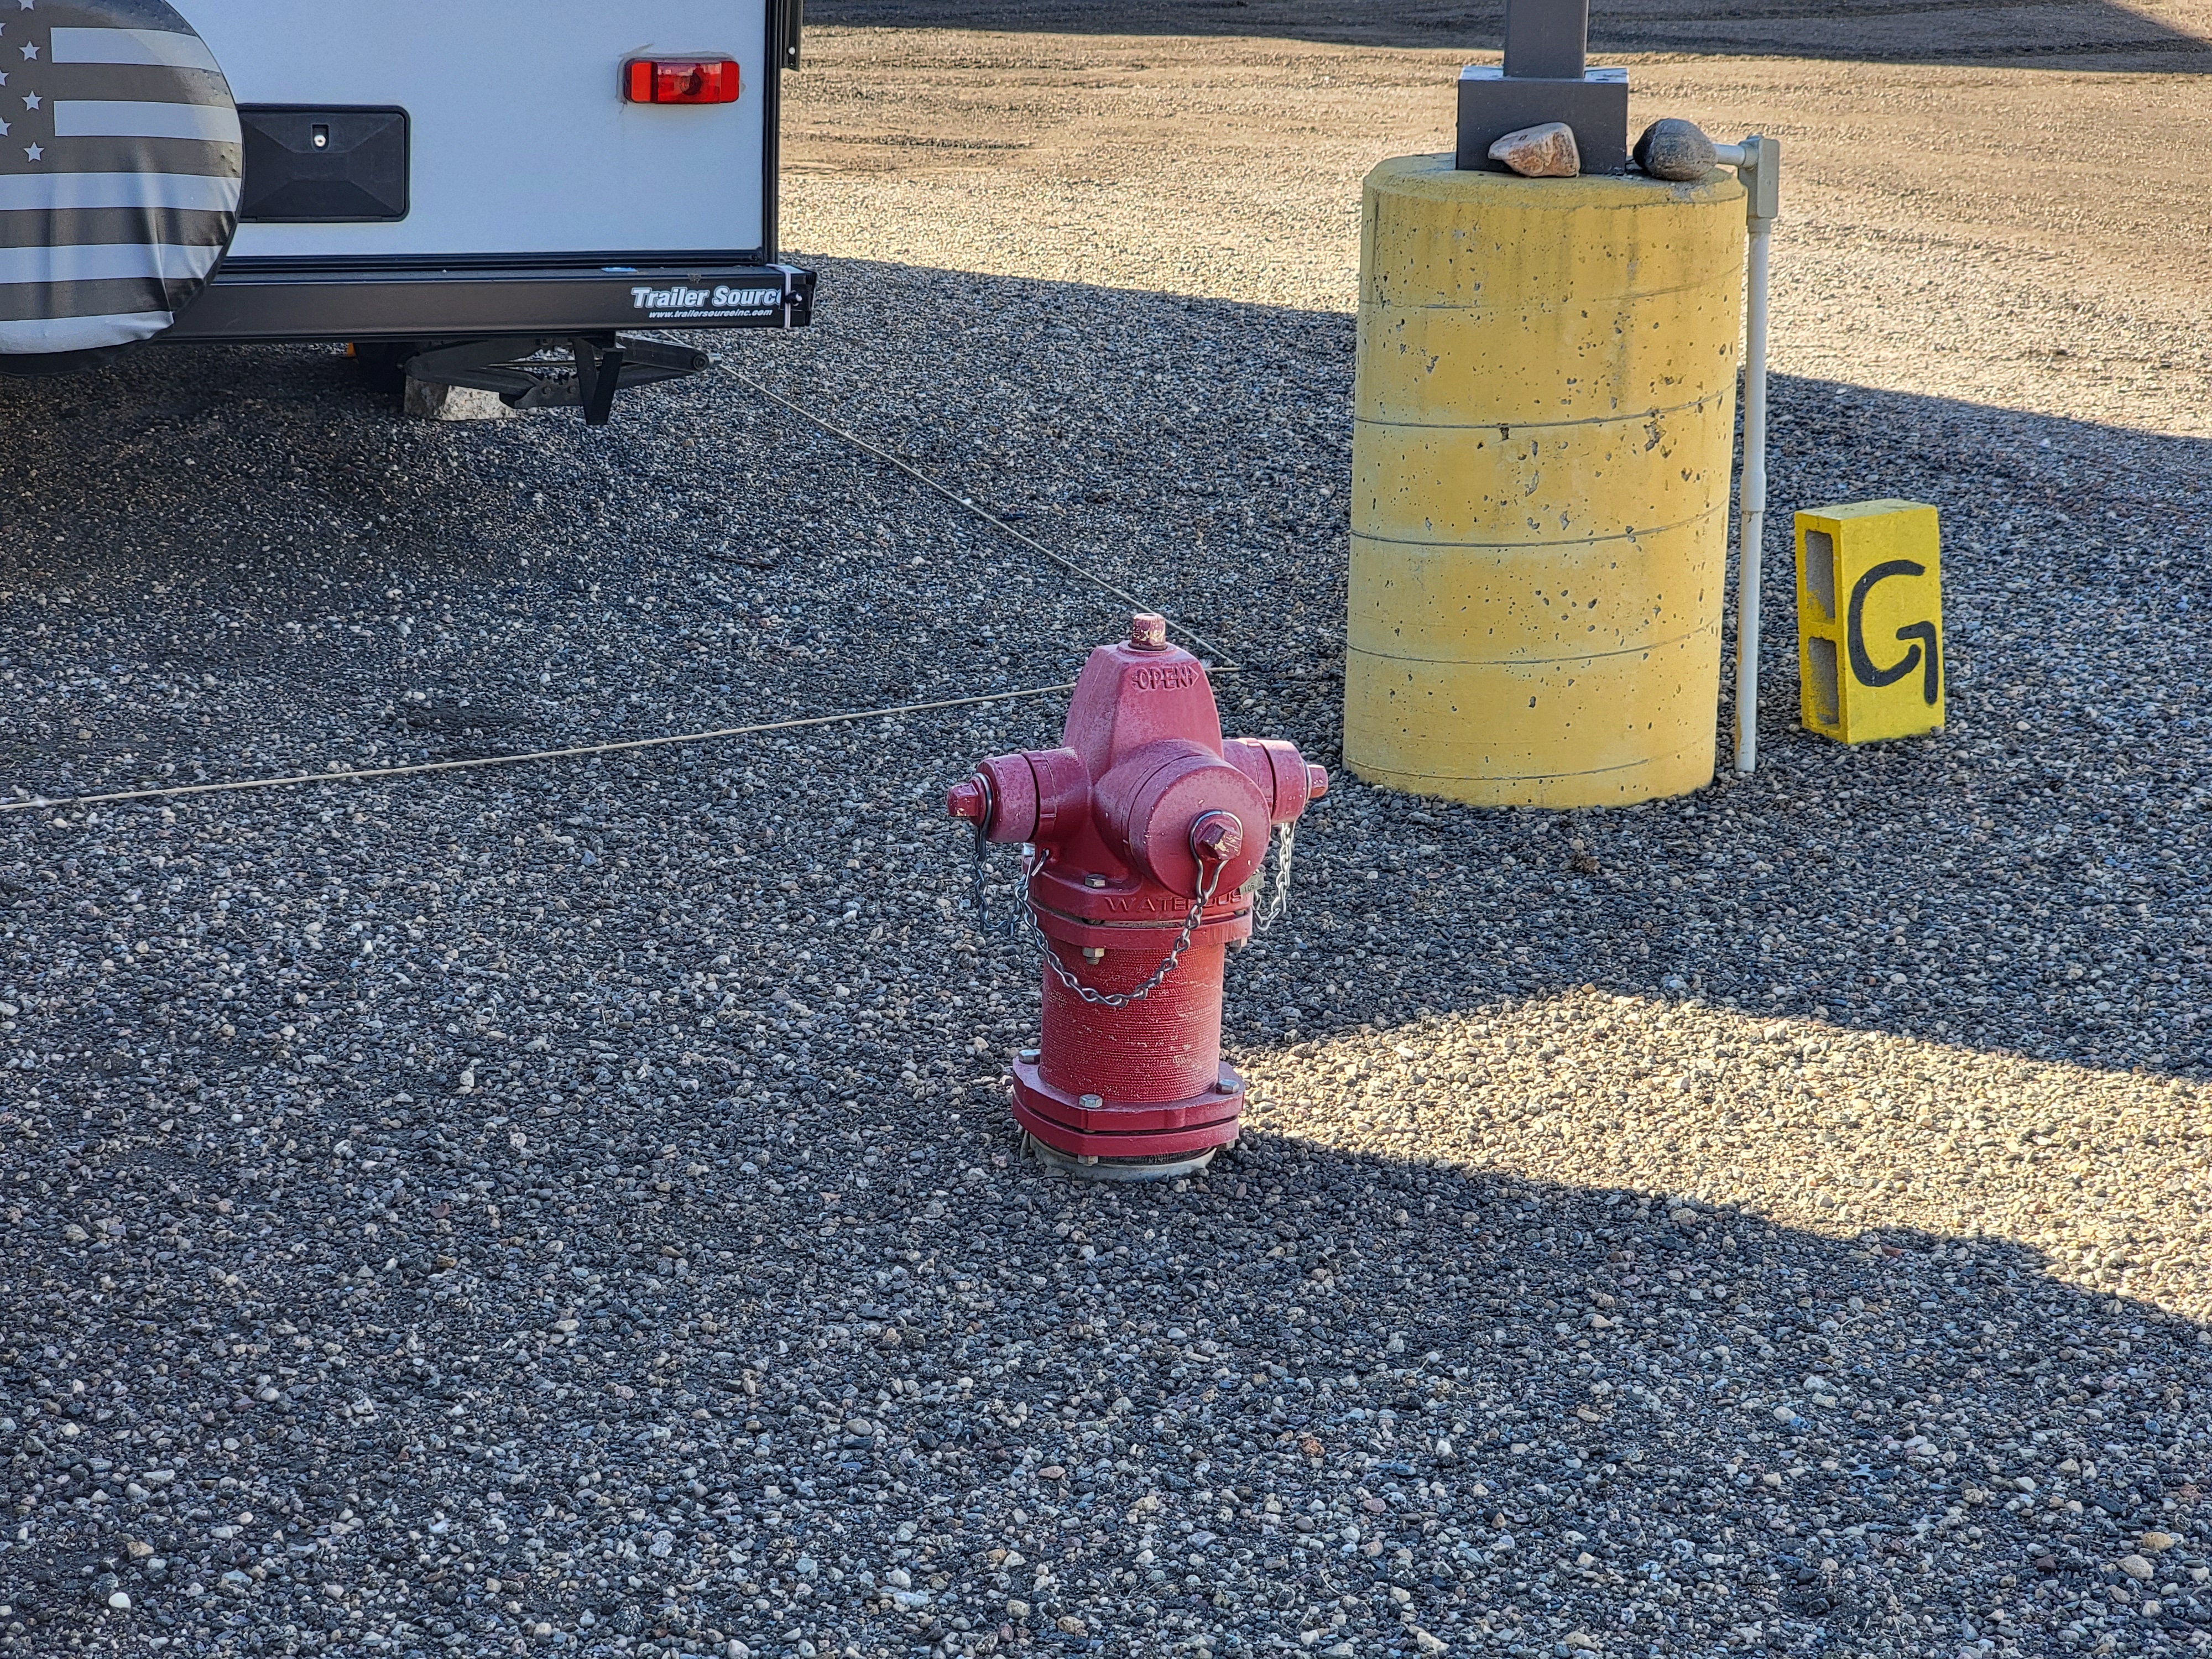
left=950, top=614, right=1324, bottom=1177
left=1037, top=935, right=1228, bottom=1113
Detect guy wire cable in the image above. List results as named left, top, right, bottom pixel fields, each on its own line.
left=1, top=684, right=1074, bottom=817
left=7, top=377, right=1243, bottom=818
left=721, top=363, right=1242, bottom=671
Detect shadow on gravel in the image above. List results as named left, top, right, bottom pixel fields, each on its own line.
left=1, top=254, right=2207, bottom=1093
left=2, top=1086, right=2207, bottom=1657
left=810, top=0, right=2212, bottom=69
left=718, top=259, right=2212, bottom=1090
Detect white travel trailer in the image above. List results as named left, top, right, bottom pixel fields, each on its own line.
left=0, top=0, right=811, bottom=421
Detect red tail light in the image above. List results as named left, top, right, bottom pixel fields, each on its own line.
left=623, top=58, right=741, bottom=105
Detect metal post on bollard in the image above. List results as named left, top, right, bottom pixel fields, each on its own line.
left=1458, top=0, right=1629, bottom=173
left=1715, top=135, right=1780, bottom=775
left=1504, top=0, right=1589, bottom=77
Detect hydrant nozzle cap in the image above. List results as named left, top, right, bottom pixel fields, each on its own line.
left=947, top=777, right=990, bottom=823
left=1306, top=765, right=1331, bottom=801
left=1129, top=612, right=1169, bottom=651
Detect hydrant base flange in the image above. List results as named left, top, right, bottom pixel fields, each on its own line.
left=1021, top=1133, right=1222, bottom=1184
left=1010, top=1054, right=1245, bottom=1164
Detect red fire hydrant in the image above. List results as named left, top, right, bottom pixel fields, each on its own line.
left=948, top=613, right=1326, bottom=1177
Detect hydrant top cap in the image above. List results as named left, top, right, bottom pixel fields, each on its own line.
left=1129, top=612, right=1169, bottom=651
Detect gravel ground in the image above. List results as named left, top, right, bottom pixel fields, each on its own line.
left=2, top=17, right=2210, bottom=1659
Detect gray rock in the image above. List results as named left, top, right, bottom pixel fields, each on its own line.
left=1488, top=121, right=1580, bottom=178
left=402, top=377, right=512, bottom=421
left=1635, top=117, right=1719, bottom=181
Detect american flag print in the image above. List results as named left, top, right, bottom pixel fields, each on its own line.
left=0, top=0, right=241, bottom=355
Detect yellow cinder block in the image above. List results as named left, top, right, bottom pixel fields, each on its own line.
left=1794, top=500, right=1943, bottom=744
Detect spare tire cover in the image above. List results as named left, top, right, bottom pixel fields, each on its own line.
left=0, top=0, right=240, bottom=357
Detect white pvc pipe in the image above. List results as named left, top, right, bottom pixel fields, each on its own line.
left=1735, top=215, right=1771, bottom=775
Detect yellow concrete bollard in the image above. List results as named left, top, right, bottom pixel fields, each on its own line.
left=1793, top=499, right=1944, bottom=744
left=1344, top=154, right=1745, bottom=807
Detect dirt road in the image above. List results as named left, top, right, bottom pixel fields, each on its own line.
left=794, top=0, right=2212, bottom=434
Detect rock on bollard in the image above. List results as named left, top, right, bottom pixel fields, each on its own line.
left=1488, top=121, right=1580, bottom=178
left=1634, top=118, right=1718, bottom=181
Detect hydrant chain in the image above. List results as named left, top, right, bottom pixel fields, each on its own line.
left=1022, top=848, right=1223, bottom=1009
left=1253, top=819, right=1299, bottom=935
left=961, top=791, right=1026, bottom=941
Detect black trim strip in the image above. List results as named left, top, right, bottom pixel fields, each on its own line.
left=215, top=249, right=771, bottom=274
left=162, top=262, right=815, bottom=342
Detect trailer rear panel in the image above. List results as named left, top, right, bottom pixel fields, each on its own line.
left=190, top=0, right=776, bottom=262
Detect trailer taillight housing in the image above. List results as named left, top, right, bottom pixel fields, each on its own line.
left=623, top=59, right=741, bottom=105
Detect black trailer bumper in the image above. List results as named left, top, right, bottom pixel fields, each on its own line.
left=164, top=258, right=816, bottom=343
